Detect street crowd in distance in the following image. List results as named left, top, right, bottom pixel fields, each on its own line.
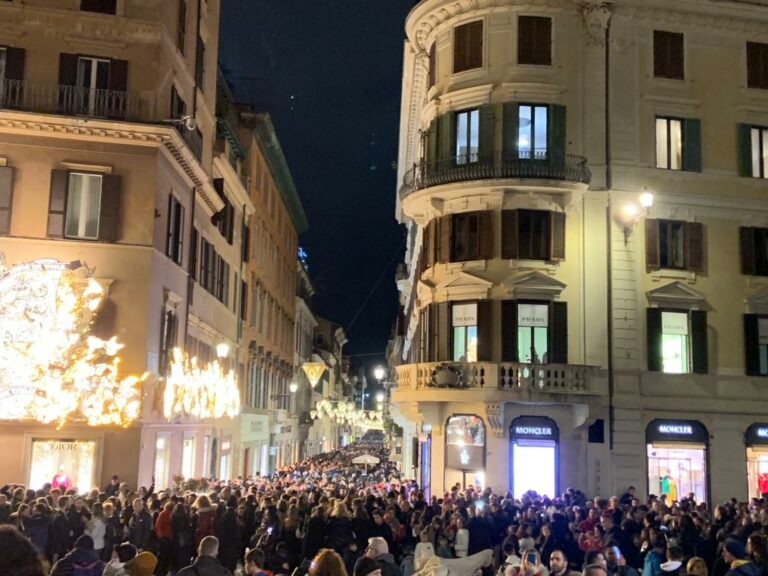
left=2, top=446, right=768, bottom=576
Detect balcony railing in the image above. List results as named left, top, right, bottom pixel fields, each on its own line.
left=0, top=78, right=145, bottom=121
left=395, top=361, right=596, bottom=394
left=400, top=152, right=591, bottom=198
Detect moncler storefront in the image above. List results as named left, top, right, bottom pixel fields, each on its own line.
left=646, top=419, right=709, bottom=503
left=509, top=416, right=559, bottom=498
left=745, top=424, right=768, bottom=499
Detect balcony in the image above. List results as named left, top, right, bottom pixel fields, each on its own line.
left=395, top=361, right=600, bottom=396
left=399, top=152, right=591, bottom=199
left=0, top=79, right=147, bottom=122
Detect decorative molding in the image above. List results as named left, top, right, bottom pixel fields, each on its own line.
left=503, top=270, right=566, bottom=299
left=485, top=402, right=505, bottom=437
left=579, top=2, right=611, bottom=47
left=746, top=286, right=768, bottom=315
left=435, top=270, right=494, bottom=300
left=500, top=82, right=567, bottom=103
left=60, top=162, right=113, bottom=174
left=646, top=280, right=706, bottom=309
left=433, top=83, right=494, bottom=118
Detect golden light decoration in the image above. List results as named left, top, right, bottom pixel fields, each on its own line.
left=163, top=347, right=241, bottom=420
left=0, top=257, right=146, bottom=427
left=302, top=361, right=326, bottom=388
left=311, top=398, right=383, bottom=431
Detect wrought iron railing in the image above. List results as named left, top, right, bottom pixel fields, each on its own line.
left=0, top=79, right=144, bottom=121
left=175, top=123, right=203, bottom=161
left=399, top=152, right=591, bottom=198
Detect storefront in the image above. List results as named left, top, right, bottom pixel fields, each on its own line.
left=509, top=416, right=559, bottom=498
left=445, top=414, right=485, bottom=490
left=646, top=419, right=709, bottom=503
left=238, top=414, right=270, bottom=479
left=28, top=438, right=99, bottom=491
left=419, top=428, right=432, bottom=499
left=745, top=424, right=768, bottom=499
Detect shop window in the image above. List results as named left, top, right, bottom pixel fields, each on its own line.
left=154, top=435, right=171, bottom=489
left=29, top=440, right=96, bottom=492
left=455, top=109, right=480, bottom=165
left=645, top=219, right=704, bottom=272
left=445, top=415, right=485, bottom=489
left=510, top=416, right=558, bottom=498
left=647, top=309, right=708, bottom=374
left=452, top=303, right=478, bottom=362
left=747, top=42, right=768, bottom=90
left=654, top=30, right=684, bottom=80
left=518, top=16, right=552, bottom=66
left=181, top=434, right=195, bottom=479
left=646, top=420, right=708, bottom=504
left=518, top=104, right=548, bottom=160
left=661, top=311, right=689, bottom=374
left=453, top=21, right=483, bottom=73
left=517, top=303, right=549, bottom=363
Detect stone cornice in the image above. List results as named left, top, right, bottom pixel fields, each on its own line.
left=0, top=111, right=223, bottom=214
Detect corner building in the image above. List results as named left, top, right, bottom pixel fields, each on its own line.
left=392, top=0, right=768, bottom=503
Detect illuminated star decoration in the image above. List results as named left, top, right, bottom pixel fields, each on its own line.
left=0, top=257, right=146, bottom=428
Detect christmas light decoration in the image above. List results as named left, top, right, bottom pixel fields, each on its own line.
left=163, top=347, right=241, bottom=420
left=310, top=399, right=383, bottom=431
left=301, top=361, right=326, bottom=388
left=0, top=257, right=145, bottom=427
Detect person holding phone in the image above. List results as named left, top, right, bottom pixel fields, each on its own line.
left=505, top=548, right=549, bottom=576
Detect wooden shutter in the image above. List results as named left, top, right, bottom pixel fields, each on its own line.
left=536, top=17, right=552, bottom=66
left=478, top=104, right=495, bottom=160
left=4, top=47, right=25, bottom=81
left=0, top=166, right=14, bottom=236
left=502, top=102, right=519, bottom=158
left=190, top=226, right=199, bottom=279
left=685, top=221, right=704, bottom=272
left=501, top=300, right=519, bottom=362
left=438, top=113, right=454, bottom=163
left=428, top=43, right=436, bottom=90
left=549, top=301, right=568, bottom=364
left=744, top=314, right=761, bottom=376
left=747, top=42, right=768, bottom=90
left=645, top=218, right=660, bottom=271
left=478, top=211, right=494, bottom=260
left=477, top=300, right=492, bottom=362
left=550, top=211, right=566, bottom=261
left=741, top=226, right=757, bottom=275
left=502, top=210, right=519, bottom=260
left=682, top=118, right=702, bottom=172
left=427, top=119, right=438, bottom=165
left=47, top=169, right=69, bottom=238
left=518, top=16, right=534, bottom=64
left=654, top=31, right=684, bottom=80
left=98, top=174, right=121, bottom=243
left=467, top=21, right=483, bottom=70
left=738, top=124, right=754, bottom=177
left=453, top=24, right=468, bottom=73
left=647, top=308, right=663, bottom=372
left=109, top=59, right=128, bottom=92
left=439, top=214, right=452, bottom=263
left=437, top=302, right=451, bottom=362
left=549, top=104, right=567, bottom=169
left=691, top=310, right=708, bottom=374
left=428, top=305, right=438, bottom=362
left=58, top=53, right=79, bottom=86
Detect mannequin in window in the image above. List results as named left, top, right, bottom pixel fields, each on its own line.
left=52, top=467, right=72, bottom=492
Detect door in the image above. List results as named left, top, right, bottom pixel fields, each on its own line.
left=76, top=57, right=110, bottom=115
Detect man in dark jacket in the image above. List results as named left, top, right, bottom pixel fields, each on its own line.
left=365, top=536, right=402, bottom=576
left=104, top=476, right=120, bottom=498
left=128, top=498, right=153, bottom=551
left=49, top=496, right=73, bottom=563
left=50, top=534, right=105, bottom=576
left=177, top=536, right=232, bottom=576
left=724, top=539, right=763, bottom=576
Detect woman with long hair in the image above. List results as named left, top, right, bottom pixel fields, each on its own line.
left=191, top=494, right=217, bottom=550
left=309, top=548, right=348, bottom=576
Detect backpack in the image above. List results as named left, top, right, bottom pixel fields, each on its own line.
left=72, top=561, right=103, bottom=576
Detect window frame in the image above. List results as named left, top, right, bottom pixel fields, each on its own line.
left=165, top=194, right=185, bottom=266
left=750, top=126, right=768, bottom=178
left=517, top=15, right=553, bottom=67
left=177, top=0, right=188, bottom=55
left=660, top=310, right=691, bottom=374
left=453, top=20, right=484, bottom=74
left=747, top=41, right=768, bottom=90
left=451, top=212, right=481, bottom=262
left=64, top=171, right=103, bottom=241
left=451, top=301, right=479, bottom=362
left=516, top=301, right=550, bottom=364
left=655, top=116, right=684, bottom=171
left=454, top=108, right=480, bottom=165
left=517, top=103, right=549, bottom=161
left=658, top=219, right=687, bottom=270
left=653, top=30, right=685, bottom=81
left=517, top=209, right=551, bottom=261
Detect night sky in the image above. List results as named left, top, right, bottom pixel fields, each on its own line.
left=219, top=0, right=414, bottom=370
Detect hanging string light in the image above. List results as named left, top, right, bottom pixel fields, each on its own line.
left=310, top=398, right=383, bottom=430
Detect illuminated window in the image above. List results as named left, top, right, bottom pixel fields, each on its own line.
left=661, top=311, right=689, bottom=374
left=446, top=415, right=485, bottom=470
left=182, top=434, right=195, bottom=479
left=452, top=303, right=478, bottom=362
left=750, top=127, right=768, bottom=178
left=518, top=105, right=548, bottom=160
left=65, top=173, right=102, bottom=240
left=656, top=117, right=682, bottom=170
left=518, top=303, right=549, bottom=363
left=455, top=109, right=480, bottom=165
left=154, top=435, right=170, bottom=489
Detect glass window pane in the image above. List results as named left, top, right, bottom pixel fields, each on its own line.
left=466, top=326, right=478, bottom=362
left=762, top=129, right=768, bottom=178
left=671, top=222, right=684, bottom=267
left=670, top=120, right=682, bottom=170
left=453, top=326, right=466, bottom=361
left=77, top=58, right=93, bottom=89
left=469, top=109, right=480, bottom=162
left=760, top=344, right=768, bottom=376
left=519, top=106, right=532, bottom=159
left=96, top=60, right=110, bottom=90
left=533, top=326, right=548, bottom=363
left=518, top=326, right=533, bottom=363
left=752, top=128, right=762, bottom=178
left=534, top=106, right=548, bottom=159
left=456, top=112, right=468, bottom=164
left=662, top=334, right=686, bottom=373
left=656, top=118, right=669, bottom=169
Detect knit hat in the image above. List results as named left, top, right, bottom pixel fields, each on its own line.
left=74, top=535, right=94, bottom=550
left=354, top=556, right=381, bottom=576
left=126, top=551, right=158, bottom=576
left=724, top=539, right=747, bottom=559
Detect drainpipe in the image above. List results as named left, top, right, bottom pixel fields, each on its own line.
left=604, top=9, right=615, bottom=451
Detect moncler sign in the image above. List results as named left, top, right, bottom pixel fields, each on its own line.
left=510, top=416, right=559, bottom=441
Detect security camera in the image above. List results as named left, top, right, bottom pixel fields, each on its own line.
left=181, top=115, right=198, bottom=131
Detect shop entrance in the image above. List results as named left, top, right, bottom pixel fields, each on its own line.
left=29, top=439, right=97, bottom=492
left=510, top=416, right=559, bottom=498
left=445, top=415, right=486, bottom=490
left=745, top=424, right=768, bottom=498
left=646, top=419, right=708, bottom=503
left=420, top=433, right=431, bottom=499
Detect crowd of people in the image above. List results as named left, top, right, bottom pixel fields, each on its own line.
left=2, top=445, right=768, bottom=576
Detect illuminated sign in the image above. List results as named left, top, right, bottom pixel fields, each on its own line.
left=658, top=424, right=693, bottom=435
left=646, top=419, right=708, bottom=444
left=510, top=416, right=559, bottom=441
left=745, top=424, right=768, bottom=446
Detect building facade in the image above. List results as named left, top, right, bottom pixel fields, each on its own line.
left=0, top=0, right=253, bottom=491
left=392, top=0, right=768, bottom=503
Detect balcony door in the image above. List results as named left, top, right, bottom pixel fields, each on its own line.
left=76, top=56, right=110, bottom=116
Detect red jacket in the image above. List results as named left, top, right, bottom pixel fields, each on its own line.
left=155, top=508, right=173, bottom=540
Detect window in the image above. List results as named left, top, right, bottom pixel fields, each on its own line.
left=453, top=21, right=483, bottom=73
left=216, top=258, right=230, bottom=306
left=502, top=209, right=565, bottom=262
left=747, top=42, right=768, bottom=90
left=0, top=48, right=5, bottom=86
left=451, top=212, right=480, bottom=262
left=659, top=220, right=686, bottom=269
left=518, top=16, right=552, bottom=66
left=656, top=117, right=682, bottom=170
left=171, top=86, right=186, bottom=119
left=517, top=303, right=548, bottom=363
left=740, top=227, right=768, bottom=276
left=646, top=219, right=704, bottom=273
left=65, top=173, right=102, bottom=240
left=177, top=0, right=188, bottom=54
left=518, top=105, right=548, bottom=160
left=654, top=30, right=684, bottom=80
left=745, top=315, right=768, bottom=376
left=452, top=303, right=478, bottom=362
left=750, top=127, right=768, bottom=178
left=76, top=56, right=110, bottom=115
left=0, top=166, right=14, bottom=236
left=166, top=195, right=184, bottom=265
left=518, top=209, right=550, bottom=260
left=217, top=197, right=234, bottom=244
left=80, top=0, right=117, bottom=15
left=195, top=35, right=205, bottom=88
left=159, top=308, right=178, bottom=375
left=660, top=311, right=689, bottom=374
left=455, top=109, right=479, bottom=164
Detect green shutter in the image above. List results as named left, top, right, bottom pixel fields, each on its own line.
left=502, top=102, right=519, bottom=159
left=437, top=302, right=451, bottom=362
left=744, top=314, right=761, bottom=376
left=682, top=118, right=702, bottom=172
left=549, top=104, right=567, bottom=169
left=549, top=302, right=568, bottom=363
left=691, top=310, right=708, bottom=374
left=477, top=300, right=492, bottom=362
left=478, top=104, right=495, bottom=162
left=647, top=308, right=662, bottom=372
left=501, top=300, right=519, bottom=362
left=738, top=124, right=754, bottom=177
left=438, top=112, right=454, bottom=164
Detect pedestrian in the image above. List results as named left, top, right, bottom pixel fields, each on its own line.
left=177, top=535, right=232, bottom=576
left=123, top=551, right=159, bottom=576
left=50, top=534, right=104, bottom=576
left=309, top=548, right=349, bottom=576
left=366, top=537, right=402, bottom=576
left=128, top=498, right=153, bottom=552
left=85, top=502, right=106, bottom=559
left=192, top=495, right=217, bottom=551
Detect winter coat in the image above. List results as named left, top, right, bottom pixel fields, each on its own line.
left=128, top=510, right=153, bottom=550
left=727, top=561, right=765, bottom=576
left=154, top=508, right=173, bottom=540
left=50, top=547, right=105, bottom=576
left=49, top=510, right=72, bottom=559
left=25, top=512, right=50, bottom=556
left=326, top=516, right=355, bottom=553
left=302, top=516, right=327, bottom=561
left=374, top=552, right=404, bottom=576
left=215, top=508, right=240, bottom=572
left=193, top=507, right=217, bottom=549
left=176, top=555, right=233, bottom=576
left=85, top=517, right=106, bottom=550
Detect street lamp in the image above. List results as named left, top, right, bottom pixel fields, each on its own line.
left=216, top=342, right=230, bottom=359
left=618, top=191, right=654, bottom=244
left=373, top=366, right=386, bottom=382
left=375, top=392, right=385, bottom=403
left=289, top=381, right=299, bottom=394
